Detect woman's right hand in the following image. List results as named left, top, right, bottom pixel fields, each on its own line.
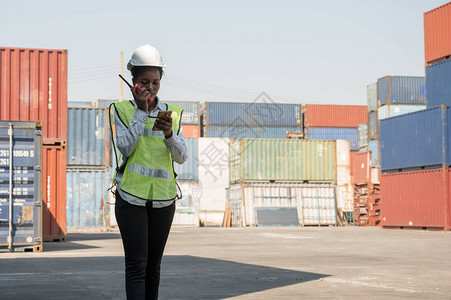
left=132, top=84, right=151, bottom=112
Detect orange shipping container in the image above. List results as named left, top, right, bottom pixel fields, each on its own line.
left=424, top=2, right=451, bottom=64
left=381, top=168, right=450, bottom=230
left=303, top=104, right=367, bottom=128
left=42, top=144, right=67, bottom=242
left=182, top=125, right=200, bottom=138
left=0, top=47, right=68, bottom=143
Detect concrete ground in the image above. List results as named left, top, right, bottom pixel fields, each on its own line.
left=0, top=227, right=450, bottom=300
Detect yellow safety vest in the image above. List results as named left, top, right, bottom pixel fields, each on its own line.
left=113, top=100, right=182, bottom=200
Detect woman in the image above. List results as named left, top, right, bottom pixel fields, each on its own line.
left=112, top=44, right=187, bottom=300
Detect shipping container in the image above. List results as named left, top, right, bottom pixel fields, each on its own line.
left=228, top=183, right=337, bottom=227
left=353, top=151, right=371, bottom=185
left=0, top=47, right=68, bottom=143
left=426, top=58, right=451, bottom=109
left=303, top=104, right=367, bottom=128
left=174, top=138, right=199, bottom=182
left=305, top=127, right=359, bottom=150
left=66, top=169, right=112, bottom=228
left=380, top=105, right=450, bottom=171
left=377, top=76, right=425, bottom=106
left=424, top=2, right=451, bottom=65
left=67, top=107, right=109, bottom=168
left=96, top=99, right=117, bottom=108
left=336, top=140, right=351, bottom=186
left=358, top=123, right=368, bottom=149
left=350, top=151, right=358, bottom=184
left=371, top=167, right=380, bottom=184
left=42, top=144, right=66, bottom=241
left=181, top=125, right=201, bottom=138
left=367, top=83, right=377, bottom=112
left=368, top=111, right=378, bottom=140
left=68, top=101, right=94, bottom=107
left=381, top=169, right=450, bottom=230
left=197, top=138, right=230, bottom=226
left=0, top=121, right=43, bottom=252
left=368, top=140, right=379, bottom=167
left=230, top=139, right=336, bottom=184
left=377, top=105, right=426, bottom=120
left=172, top=182, right=201, bottom=226
left=203, top=102, right=302, bottom=126
left=337, top=184, right=354, bottom=213
left=204, top=125, right=302, bottom=139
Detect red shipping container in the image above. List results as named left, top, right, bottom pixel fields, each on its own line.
left=381, top=168, right=450, bottom=230
left=42, top=144, right=67, bottom=241
left=182, top=124, right=200, bottom=138
left=424, top=2, right=451, bottom=64
left=353, top=151, right=371, bottom=185
left=0, top=47, right=68, bottom=143
left=350, top=151, right=358, bottom=184
left=303, top=104, right=367, bottom=128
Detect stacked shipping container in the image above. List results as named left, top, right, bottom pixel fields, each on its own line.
left=203, top=101, right=303, bottom=139
left=0, top=47, right=68, bottom=242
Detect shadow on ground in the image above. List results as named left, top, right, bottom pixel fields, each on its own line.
left=0, top=254, right=328, bottom=299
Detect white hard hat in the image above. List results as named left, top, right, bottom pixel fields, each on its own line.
left=127, top=44, right=166, bottom=71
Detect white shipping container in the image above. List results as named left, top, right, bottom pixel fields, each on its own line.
left=371, top=167, right=380, bottom=184
left=336, top=140, right=351, bottom=186
left=336, top=184, right=354, bottom=213
left=173, top=182, right=202, bottom=226
left=197, top=138, right=230, bottom=226
left=228, top=183, right=337, bottom=227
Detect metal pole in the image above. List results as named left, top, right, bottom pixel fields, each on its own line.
left=8, top=123, right=13, bottom=251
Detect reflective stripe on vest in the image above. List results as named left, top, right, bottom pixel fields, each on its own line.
left=113, top=100, right=183, bottom=200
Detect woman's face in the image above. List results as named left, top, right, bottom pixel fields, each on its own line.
left=132, top=67, right=161, bottom=99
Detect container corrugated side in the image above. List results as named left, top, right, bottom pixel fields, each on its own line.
left=358, top=123, right=368, bottom=149
left=42, top=144, right=67, bottom=241
left=68, top=101, right=94, bottom=107
left=367, top=83, right=377, bottom=112
left=204, top=102, right=302, bottom=126
left=381, top=169, right=450, bottom=230
left=0, top=47, right=68, bottom=142
left=306, top=127, right=359, bottom=150
left=379, top=106, right=448, bottom=171
left=426, top=58, right=451, bottom=109
left=353, top=151, right=371, bottom=185
left=368, top=111, right=378, bottom=140
left=67, top=107, right=108, bottom=167
left=424, top=2, right=451, bottom=65
left=228, top=183, right=337, bottom=227
left=174, top=138, right=198, bottom=181
left=377, top=105, right=426, bottom=120
left=368, top=140, right=379, bottom=167
left=230, top=139, right=336, bottom=183
left=0, top=121, right=43, bottom=252
left=172, top=182, right=200, bottom=226
left=66, top=169, right=111, bottom=228
left=165, top=101, right=200, bottom=125
left=303, top=104, right=367, bottom=128
left=204, top=125, right=302, bottom=139
left=377, top=76, right=426, bottom=106
left=336, top=140, right=351, bottom=186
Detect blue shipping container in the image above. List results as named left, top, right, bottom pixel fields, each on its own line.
left=368, top=140, right=379, bottom=167
left=306, top=127, right=359, bottom=150
left=377, top=105, right=426, bottom=120
left=174, top=138, right=199, bottom=181
left=0, top=121, right=43, bottom=252
left=67, top=107, right=108, bottom=167
left=204, top=102, right=302, bottom=126
left=66, top=169, right=112, bottom=228
left=377, top=76, right=426, bottom=106
left=380, top=105, right=449, bottom=171
left=426, top=58, right=451, bottom=109
left=367, top=83, right=377, bottom=112
left=204, top=125, right=303, bottom=139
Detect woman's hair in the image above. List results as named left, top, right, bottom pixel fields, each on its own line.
left=131, top=66, right=164, bottom=79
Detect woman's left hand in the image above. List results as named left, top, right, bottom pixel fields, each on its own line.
left=155, top=116, right=173, bottom=138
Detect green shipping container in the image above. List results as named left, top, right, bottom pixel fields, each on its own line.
left=229, top=139, right=336, bottom=183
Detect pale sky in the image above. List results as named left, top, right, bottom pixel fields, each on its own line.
left=0, top=0, right=446, bottom=105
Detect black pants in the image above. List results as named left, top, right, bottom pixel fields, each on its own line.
left=115, top=191, right=175, bottom=300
